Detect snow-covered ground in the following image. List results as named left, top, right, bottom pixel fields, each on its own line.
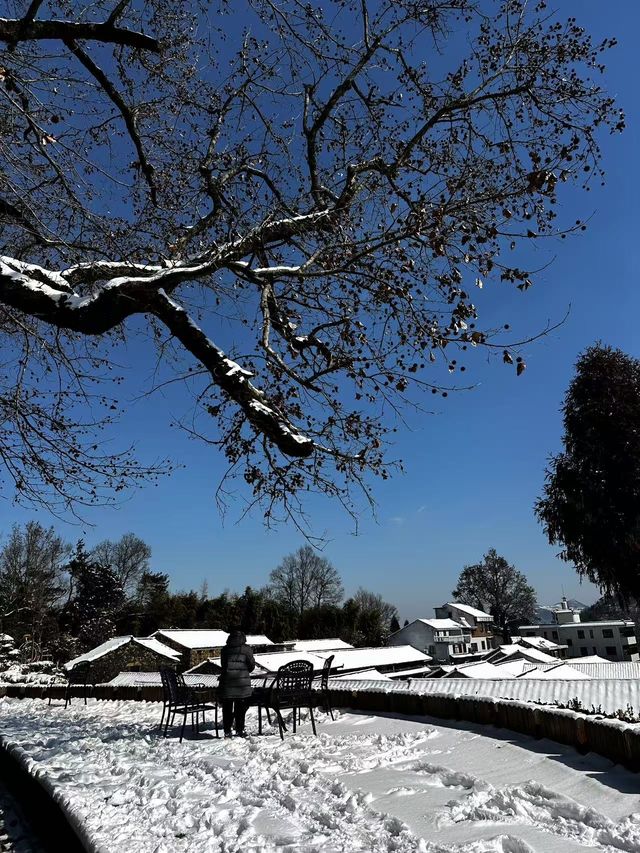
left=1, top=697, right=639, bottom=852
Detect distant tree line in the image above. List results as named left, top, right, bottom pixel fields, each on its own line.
left=0, top=528, right=399, bottom=664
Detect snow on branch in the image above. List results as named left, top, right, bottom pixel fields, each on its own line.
left=150, top=290, right=314, bottom=459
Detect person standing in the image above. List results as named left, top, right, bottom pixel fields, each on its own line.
left=218, top=628, right=255, bottom=737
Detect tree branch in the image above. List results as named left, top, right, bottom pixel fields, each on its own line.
left=149, top=289, right=314, bottom=458
left=63, top=39, right=157, bottom=203
left=0, top=18, right=159, bottom=51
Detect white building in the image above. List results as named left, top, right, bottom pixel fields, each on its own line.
left=518, top=598, right=639, bottom=663
left=389, top=618, right=471, bottom=663
left=433, top=602, right=495, bottom=653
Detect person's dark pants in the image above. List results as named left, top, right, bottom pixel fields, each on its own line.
left=222, top=698, right=248, bottom=734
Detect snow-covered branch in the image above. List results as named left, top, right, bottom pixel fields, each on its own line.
left=150, top=290, right=314, bottom=458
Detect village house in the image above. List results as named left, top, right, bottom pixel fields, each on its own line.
left=152, top=629, right=276, bottom=669
left=64, top=636, right=181, bottom=683
left=433, top=602, right=495, bottom=653
left=388, top=618, right=471, bottom=663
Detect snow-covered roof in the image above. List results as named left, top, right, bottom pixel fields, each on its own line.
left=106, top=671, right=268, bottom=688
left=387, top=665, right=434, bottom=679
left=381, top=677, right=640, bottom=715
left=520, top=619, right=635, bottom=630
left=0, top=633, right=14, bottom=643
left=443, top=603, right=493, bottom=622
left=521, top=661, right=640, bottom=679
left=288, top=638, right=354, bottom=652
left=65, top=637, right=131, bottom=670
left=332, top=668, right=391, bottom=681
left=493, top=644, right=558, bottom=664
left=254, top=650, right=327, bottom=672
left=153, top=630, right=274, bottom=649
left=418, top=618, right=466, bottom=631
left=571, top=655, right=610, bottom=663
left=328, top=646, right=431, bottom=671
left=492, top=659, right=530, bottom=677
left=135, top=638, right=182, bottom=659
left=253, top=644, right=430, bottom=675
left=64, top=636, right=180, bottom=670
left=518, top=663, right=591, bottom=680
left=512, top=635, right=566, bottom=652
left=444, top=662, right=504, bottom=680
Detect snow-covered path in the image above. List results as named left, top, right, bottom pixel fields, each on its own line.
left=0, top=698, right=639, bottom=852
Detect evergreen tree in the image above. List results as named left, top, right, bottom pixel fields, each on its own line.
left=536, top=344, right=640, bottom=602
left=64, top=541, right=125, bottom=649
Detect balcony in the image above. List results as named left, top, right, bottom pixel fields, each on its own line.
left=434, top=631, right=470, bottom=643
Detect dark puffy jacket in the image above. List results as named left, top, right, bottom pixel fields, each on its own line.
left=219, top=631, right=255, bottom=699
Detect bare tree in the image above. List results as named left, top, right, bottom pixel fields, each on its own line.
left=90, top=532, right=151, bottom=597
left=452, top=548, right=537, bottom=639
left=0, top=521, right=70, bottom=642
left=0, top=0, right=623, bottom=525
left=268, top=546, right=343, bottom=620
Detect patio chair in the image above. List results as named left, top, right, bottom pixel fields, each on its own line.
left=258, top=660, right=317, bottom=740
left=159, top=668, right=219, bottom=742
left=49, top=661, right=92, bottom=708
left=318, top=654, right=335, bottom=720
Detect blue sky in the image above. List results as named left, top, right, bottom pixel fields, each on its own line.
left=1, top=0, right=638, bottom=622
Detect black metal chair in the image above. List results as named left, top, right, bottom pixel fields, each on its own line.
left=159, top=668, right=219, bottom=742
left=258, top=660, right=317, bottom=740
left=318, top=654, right=335, bottom=720
left=49, top=661, right=92, bottom=708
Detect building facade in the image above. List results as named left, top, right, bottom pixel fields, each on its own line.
left=389, top=618, right=471, bottom=663
left=519, top=598, right=639, bottom=662
left=433, top=603, right=495, bottom=653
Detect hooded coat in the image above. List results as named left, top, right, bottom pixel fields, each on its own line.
left=218, top=630, right=255, bottom=699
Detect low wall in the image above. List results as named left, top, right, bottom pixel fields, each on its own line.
left=3, top=681, right=640, bottom=772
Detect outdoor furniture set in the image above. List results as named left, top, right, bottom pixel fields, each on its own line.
left=160, top=654, right=336, bottom=741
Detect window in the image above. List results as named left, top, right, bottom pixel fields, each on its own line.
left=625, top=644, right=638, bottom=656
left=621, top=626, right=635, bottom=638
left=577, top=630, right=585, bottom=639
left=428, top=646, right=435, bottom=656
left=566, top=638, right=573, bottom=646
left=602, top=629, right=614, bottom=638
left=589, top=629, right=594, bottom=639
left=580, top=647, right=588, bottom=655
left=543, top=631, right=548, bottom=638
left=552, top=631, right=558, bottom=640
left=592, top=647, right=597, bottom=655
left=605, top=646, right=617, bottom=656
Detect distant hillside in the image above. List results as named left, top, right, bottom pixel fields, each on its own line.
left=534, top=599, right=589, bottom=624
